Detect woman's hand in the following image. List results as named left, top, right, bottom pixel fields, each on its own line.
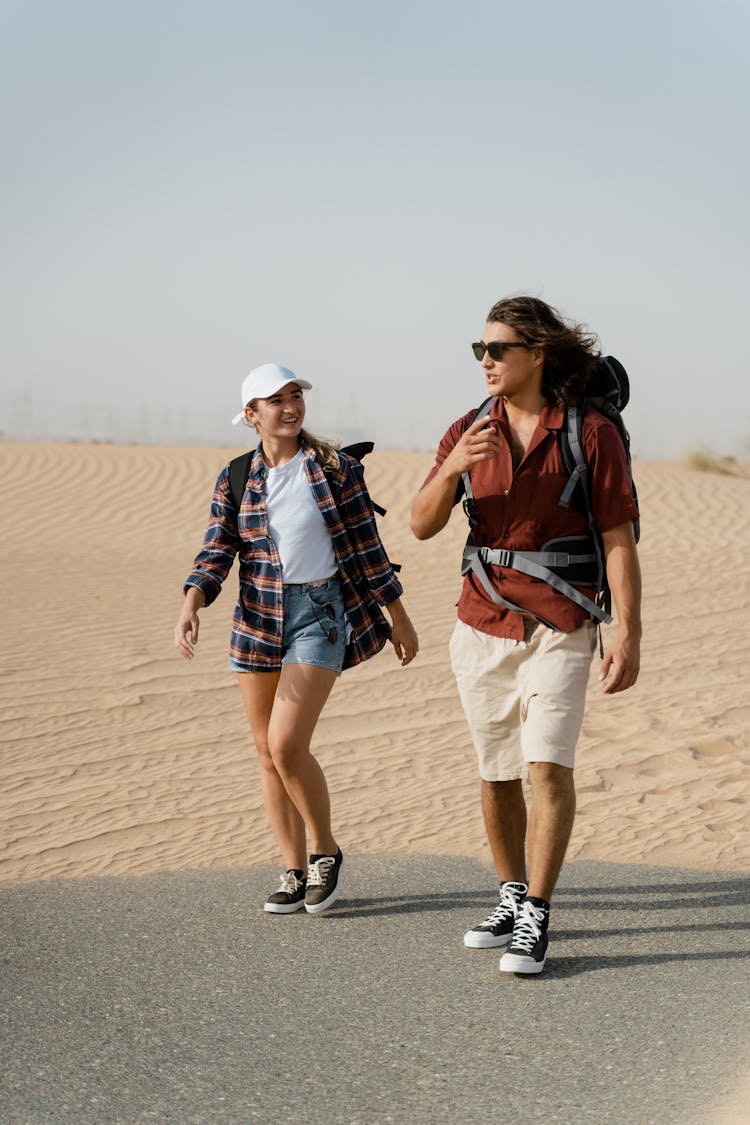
left=386, top=599, right=419, bottom=666
left=174, top=588, right=205, bottom=660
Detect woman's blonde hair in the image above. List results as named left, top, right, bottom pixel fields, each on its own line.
left=300, top=428, right=340, bottom=472
left=246, top=399, right=340, bottom=472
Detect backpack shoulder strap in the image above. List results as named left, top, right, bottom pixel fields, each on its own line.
left=461, top=397, right=494, bottom=504
left=336, top=441, right=386, bottom=515
left=558, top=405, right=588, bottom=508
left=228, top=449, right=255, bottom=510
left=335, top=440, right=399, bottom=569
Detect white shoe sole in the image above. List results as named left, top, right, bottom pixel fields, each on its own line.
left=499, top=948, right=548, bottom=974
left=463, top=930, right=514, bottom=948
left=304, top=854, right=343, bottom=914
left=264, top=900, right=306, bottom=914
left=304, top=881, right=342, bottom=914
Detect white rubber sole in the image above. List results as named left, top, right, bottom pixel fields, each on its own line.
left=304, top=881, right=342, bottom=914
left=263, top=899, right=306, bottom=914
left=499, top=948, right=548, bottom=974
left=463, top=930, right=514, bottom=949
left=304, top=855, right=343, bottom=914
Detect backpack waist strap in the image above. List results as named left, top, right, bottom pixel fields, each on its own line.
left=461, top=542, right=612, bottom=625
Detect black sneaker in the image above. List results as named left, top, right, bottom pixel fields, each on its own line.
left=463, top=881, right=528, bottom=948
left=499, top=898, right=550, bottom=974
left=305, top=849, right=343, bottom=914
left=264, top=870, right=307, bottom=914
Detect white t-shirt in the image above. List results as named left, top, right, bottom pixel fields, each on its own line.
left=265, top=450, right=337, bottom=583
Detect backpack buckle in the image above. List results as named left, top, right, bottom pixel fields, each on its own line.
left=462, top=497, right=479, bottom=527
left=480, top=547, right=511, bottom=568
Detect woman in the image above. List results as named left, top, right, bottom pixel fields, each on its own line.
left=175, top=363, right=418, bottom=915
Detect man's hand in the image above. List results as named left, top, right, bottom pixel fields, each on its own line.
left=411, top=416, right=500, bottom=540
left=600, top=523, right=642, bottom=694
left=441, top=415, right=500, bottom=477
left=599, top=633, right=640, bottom=694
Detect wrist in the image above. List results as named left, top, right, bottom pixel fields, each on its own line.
left=438, top=459, right=464, bottom=486
left=385, top=598, right=408, bottom=623
left=183, top=586, right=205, bottom=612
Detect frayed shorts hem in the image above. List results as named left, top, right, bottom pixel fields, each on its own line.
left=227, top=655, right=342, bottom=676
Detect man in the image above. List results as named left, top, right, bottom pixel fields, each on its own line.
left=410, top=296, right=641, bottom=975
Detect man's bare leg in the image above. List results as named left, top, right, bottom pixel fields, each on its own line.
left=526, top=762, right=576, bottom=902
left=481, top=778, right=528, bottom=883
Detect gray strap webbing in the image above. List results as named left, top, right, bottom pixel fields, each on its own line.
left=464, top=545, right=611, bottom=624
left=559, top=404, right=587, bottom=508
left=461, top=398, right=493, bottom=503
left=462, top=549, right=558, bottom=630
left=459, top=397, right=611, bottom=627
left=494, top=549, right=598, bottom=568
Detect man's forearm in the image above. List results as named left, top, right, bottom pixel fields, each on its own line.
left=602, top=524, right=642, bottom=636
left=410, top=465, right=461, bottom=540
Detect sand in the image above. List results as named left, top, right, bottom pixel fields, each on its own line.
left=1, top=441, right=748, bottom=884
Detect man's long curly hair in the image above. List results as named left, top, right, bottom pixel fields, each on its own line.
left=487, top=296, right=600, bottom=408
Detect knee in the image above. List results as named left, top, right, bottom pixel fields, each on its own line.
left=254, top=739, right=276, bottom=773
left=529, top=761, right=574, bottom=793
left=267, top=737, right=304, bottom=775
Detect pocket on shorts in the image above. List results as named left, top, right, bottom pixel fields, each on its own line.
left=306, top=582, right=344, bottom=643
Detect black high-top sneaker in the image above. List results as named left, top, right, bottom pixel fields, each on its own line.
left=463, top=881, right=528, bottom=948
left=499, top=897, right=550, bottom=974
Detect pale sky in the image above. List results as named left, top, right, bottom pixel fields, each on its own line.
left=2, top=0, right=748, bottom=457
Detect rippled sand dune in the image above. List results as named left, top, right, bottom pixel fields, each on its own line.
left=1, top=442, right=748, bottom=882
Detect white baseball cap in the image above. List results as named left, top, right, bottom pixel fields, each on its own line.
left=232, top=363, right=313, bottom=426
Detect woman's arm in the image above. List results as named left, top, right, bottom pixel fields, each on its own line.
left=334, top=457, right=418, bottom=664
left=174, top=585, right=206, bottom=660
left=383, top=596, right=419, bottom=666
left=175, top=465, right=241, bottom=660
left=182, top=466, right=241, bottom=609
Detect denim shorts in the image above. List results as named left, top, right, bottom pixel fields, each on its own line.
left=229, top=576, right=346, bottom=674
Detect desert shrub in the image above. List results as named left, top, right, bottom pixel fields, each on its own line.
left=685, top=448, right=737, bottom=475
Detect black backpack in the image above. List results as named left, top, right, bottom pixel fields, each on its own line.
left=460, top=355, right=638, bottom=627
left=227, top=441, right=400, bottom=570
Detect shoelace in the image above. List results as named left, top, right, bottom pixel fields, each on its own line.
left=278, top=872, right=303, bottom=895
left=481, top=882, right=526, bottom=926
left=510, top=901, right=547, bottom=953
left=307, top=856, right=335, bottom=888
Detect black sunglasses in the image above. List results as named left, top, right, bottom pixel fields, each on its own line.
left=471, top=341, right=528, bottom=362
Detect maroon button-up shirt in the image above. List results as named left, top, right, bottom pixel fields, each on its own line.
left=421, top=399, right=639, bottom=639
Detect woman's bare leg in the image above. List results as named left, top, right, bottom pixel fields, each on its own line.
left=266, top=662, right=339, bottom=856
left=236, top=670, right=306, bottom=870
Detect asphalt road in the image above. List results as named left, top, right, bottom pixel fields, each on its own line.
left=2, top=855, right=748, bottom=1124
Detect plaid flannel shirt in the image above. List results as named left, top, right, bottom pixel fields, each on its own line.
left=184, top=441, right=403, bottom=671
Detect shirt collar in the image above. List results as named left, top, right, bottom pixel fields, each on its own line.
left=249, top=438, right=315, bottom=480
left=491, top=397, right=565, bottom=432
